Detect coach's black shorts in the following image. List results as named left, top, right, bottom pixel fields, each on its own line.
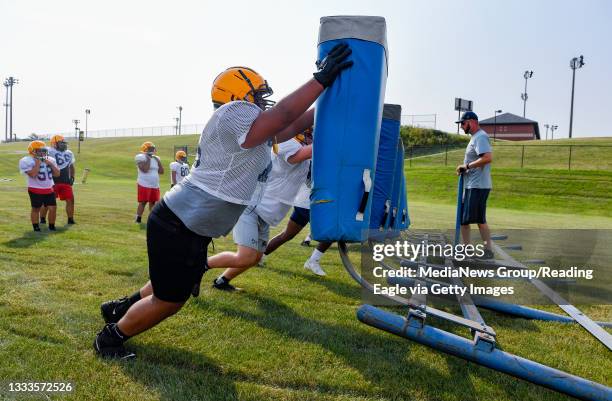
left=147, top=200, right=211, bottom=303
left=289, top=206, right=310, bottom=227
left=28, top=191, right=57, bottom=208
left=461, top=188, right=491, bottom=225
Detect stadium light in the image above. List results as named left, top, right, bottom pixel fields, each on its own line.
left=550, top=124, right=558, bottom=140
left=4, top=77, right=19, bottom=141
left=85, top=109, right=91, bottom=139
left=177, top=106, right=183, bottom=135
left=521, top=70, right=533, bottom=118
left=568, top=55, right=585, bottom=139
left=544, top=124, right=550, bottom=140
left=493, top=109, right=502, bottom=142
left=72, top=119, right=80, bottom=140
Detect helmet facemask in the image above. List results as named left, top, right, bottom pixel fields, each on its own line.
left=35, top=148, right=48, bottom=158
left=236, top=69, right=275, bottom=110
left=56, top=141, right=68, bottom=152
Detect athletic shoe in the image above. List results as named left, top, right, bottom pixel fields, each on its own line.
left=100, top=297, right=131, bottom=324
left=67, top=218, right=76, bottom=225
left=48, top=224, right=56, bottom=231
left=135, top=216, right=142, bottom=223
left=304, top=259, right=326, bottom=276
left=212, top=278, right=240, bottom=292
left=257, top=255, right=266, bottom=267
left=93, top=324, right=135, bottom=360
left=475, top=249, right=495, bottom=260
left=33, top=224, right=41, bottom=232
left=39, top=218, right=46, bottom=224
left=301, top=239, right=311, bottom=247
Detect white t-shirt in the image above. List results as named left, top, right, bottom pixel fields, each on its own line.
left=255, top=139, right=310, bottom=226
left=293, top=182, right=311, bottom=210
left=135, top=153, right=160, bottom=188
left=187, top=101, right=272, bottom=205
left=170, top=161, right=190, bottom=185
left=19, top=156, right=58, bottom=190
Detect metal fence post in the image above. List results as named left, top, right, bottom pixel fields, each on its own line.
left=568, top=145, right=573, bottom=171
left=521, top=145, right=525, bottom=168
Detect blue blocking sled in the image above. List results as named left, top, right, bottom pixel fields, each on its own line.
left=311, top=16, right=388, bottom=243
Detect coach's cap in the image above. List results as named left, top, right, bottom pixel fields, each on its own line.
left=455, top=111, right=478, bottom=123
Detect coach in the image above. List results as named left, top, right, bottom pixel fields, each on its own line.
left=455, top=111, right=494, bottom=259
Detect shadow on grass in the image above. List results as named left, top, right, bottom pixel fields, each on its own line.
left=207, top=293, right=509, bottom=400
left=3, top=227, right=67, bottom=248
left=121, top=343, right=238, bottom=401
left=266, top=265, right=360, bottom=300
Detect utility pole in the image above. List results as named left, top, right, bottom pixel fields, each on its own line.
left=551, top=124, right=558, bottom=140
left=174, top=117, right=179, bottom=135
left=493, top=109, right=502, bottom=142
left=177, top=106, right=182, bottom=135
left=4, top=77, right=19, bottom=141
left=85, top=109, right=91, bottom=139
left=544, top=124, right=550, bottom=141
left=568, top=55, right=585, bottom=139
left=3, top=81, right=8, bottom=142
left=521, top=70, right=533, bottom=118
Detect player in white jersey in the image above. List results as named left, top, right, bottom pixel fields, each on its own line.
left=207, top=130, right=312, bottom=291
left=134, top=142, right=164, bottom=223
left=169, top=150, right=190, bottom=188
left=94, top=43, right=353, bottom=359
left=18, top=141, right=60, bottom=231
left=40, top=135, right=77, bottom=225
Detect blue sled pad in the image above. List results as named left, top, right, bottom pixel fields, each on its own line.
left=311, top=16, right=388, bottom=242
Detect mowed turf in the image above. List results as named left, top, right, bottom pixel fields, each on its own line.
left=0, top=137, right=611, bottom=401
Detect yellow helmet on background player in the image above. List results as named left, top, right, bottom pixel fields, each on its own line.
left=211, top=66, right=275, bottom=110
left=50, top=134, right=68, bottom=151
left=175, top=150, right=187, bottom=163
left=140, top=141, right=156, bottom=153
left=28, top=140, right=48, bottom=157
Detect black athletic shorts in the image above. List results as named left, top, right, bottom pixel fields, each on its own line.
left=289, top=206, right=310, bottom=227
left=147, top=200, right=211, bottom=303
left=28, top=191, right=57, bottom=208
left=461, top=188, right=491, bottom=225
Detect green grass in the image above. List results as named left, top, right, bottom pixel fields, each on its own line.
left=1, top=137, right=611, bottom=401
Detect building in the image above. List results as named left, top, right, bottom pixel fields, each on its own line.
left=479, top=112, right=540, bottom=141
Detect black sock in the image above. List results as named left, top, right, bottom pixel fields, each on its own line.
left=109, top=323, right=130, bottom=342
left=68, top=217, right=75, bottom=224
left=33, top=223, right=40, bottom=231
left=128, top=291, right=141, bottom=306
left=49, top=224, right=56, bottom=231
left=39, top=218, right=46, bottom=224
left=215, top=276, right=230, bottom=285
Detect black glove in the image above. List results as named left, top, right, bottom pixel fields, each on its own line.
left=313, top=43, right=353, bottom=88
left=69, top=176, right=75, bottom=186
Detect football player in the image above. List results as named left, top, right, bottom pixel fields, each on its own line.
left=94, top=43, right=353, bottom=359
left=40, top=135, right=76, bottom=225
left=207, top=129, right=313, bottom=291
left=134, top=142, right=164, bottom=223
left=169, top=150, right=189, bottom=188
left=18, top=141, right=60, bottom=231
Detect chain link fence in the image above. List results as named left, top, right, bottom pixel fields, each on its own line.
left=406, top=144, right=612, bottom=171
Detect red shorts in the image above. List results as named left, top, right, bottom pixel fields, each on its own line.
left=54, top=183, right=74, bottom=201
left=138, top=184, right=160, bottom=203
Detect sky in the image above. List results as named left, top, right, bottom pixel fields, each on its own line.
left=1, top=0, right=611, bottom=139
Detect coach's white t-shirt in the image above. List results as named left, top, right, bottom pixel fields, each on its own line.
left=134, top=153, right=160, bottom=188
left=255, top=139, right=310, bottom=226
left=19, top=156, right=58, bottom=190
left=170, top=161, right=190, bottom=185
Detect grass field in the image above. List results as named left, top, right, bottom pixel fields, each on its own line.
left=0, top=136, right=611, bottom=401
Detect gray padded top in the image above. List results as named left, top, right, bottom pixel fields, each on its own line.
left=383, top=104, right=402, bottom=121
left=318, top=16, right=388, bottom=57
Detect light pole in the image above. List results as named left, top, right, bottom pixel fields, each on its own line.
left=174, top=117, right=179, bottom=135
left=568, top=55, right=585, bottom=139
left=550, top=124, right=558, bottom=140
left=85, top=109, right=91, bottom=139
left=521, top=70, right=533, bottom=118
left=3, top=81, right=8, bottom=142
left=493, top=109, right=502, bottom=142
left=544, top=124, right=550, bottom=140
left=177, top=106, right=182, bottom=135
left=4, top=77, right=19, bottom=141
left=72, top=119, right=80, bottom=140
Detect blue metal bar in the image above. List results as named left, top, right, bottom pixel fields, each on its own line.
left=357, top=304, right=612, bottom=401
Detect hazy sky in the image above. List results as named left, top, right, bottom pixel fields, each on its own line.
left=2, top=0, right=611, bottom=138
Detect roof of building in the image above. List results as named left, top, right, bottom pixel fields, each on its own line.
left=479, top=112, right=540, bottom=139
left=479, top=112, right=537, bottom=125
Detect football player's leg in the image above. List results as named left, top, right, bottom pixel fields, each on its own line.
left=219, top=246, right=263, bottom=279
left=117, top=294, right=184, bottom=337
left=265, top=220, right=304, bottom=255
left=31, top=207, right=41, bottom=224
left=47, top=206, right=57, bottom=225
left=148, top=201, right=156, bottom=211
left=136, top=202, right=146, bottom=218
left=66, top=198, right=75, bottom=219
left=39, top=206, right=48, bottom=223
